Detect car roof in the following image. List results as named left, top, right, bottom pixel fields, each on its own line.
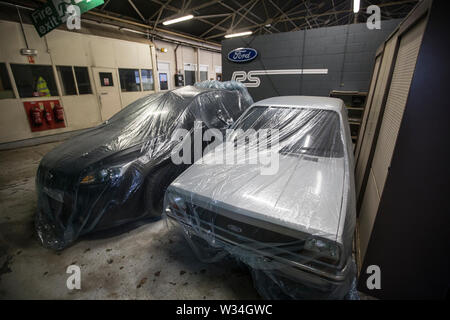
left=252, top=96, right=344, bottom=112
left=171, top=85, right=230, bottom=98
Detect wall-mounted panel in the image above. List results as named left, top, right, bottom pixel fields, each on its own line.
left=355, top=35, right=398, bottom=198
left=371, top=18, right=426, bottom=194
left=222, top=20, right=400, bottom=101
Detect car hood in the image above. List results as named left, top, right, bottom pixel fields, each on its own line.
left=169, top=154, right=346, bottom=241
left=39, top=125, right=146, bottom=175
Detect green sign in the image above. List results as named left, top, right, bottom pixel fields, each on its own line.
left=30, top=2, right=61, bottom=37
left=30, top=0, right=104, bottom=37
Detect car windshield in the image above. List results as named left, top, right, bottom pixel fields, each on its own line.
left=232, top=106, right=344, bottom=158
left=101, top=91, right=193, bottom=148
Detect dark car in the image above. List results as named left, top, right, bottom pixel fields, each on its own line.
left=35, top=84, right=251, bottom=250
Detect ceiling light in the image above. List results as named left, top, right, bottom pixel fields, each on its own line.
left=224, top=31, right=252, bottom=38
left=162, top=15, right=194, bottom=26
left=353, top=0, right=360, bottom=13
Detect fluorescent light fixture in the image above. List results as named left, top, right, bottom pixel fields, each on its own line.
left=353, top=0, right=360, bottom=13
left=224, top=31, right=252, bottom=38
left=162, top=14, right=194, bottom=26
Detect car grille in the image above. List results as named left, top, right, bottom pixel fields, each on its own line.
left=37, top=165, right=75, bottom=228
left=169, top=202, right=342, bottom=268
left=172, top=204, right=302, bottom=246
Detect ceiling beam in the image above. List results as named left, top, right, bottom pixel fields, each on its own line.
left=262, top=0, right=269, bottom=20
left=200, top=1, right=259, bottom=38
left=230, top=0, right=264, bottom=23
left=86, top=10, right=221, bottom=47
left=153, top=0, right=175, bottom=30
left=199, top=14, right=232, bottom=38
left=189, top=0, right=223, bottom=12
left=196, top=17, right=229, bottom=32
left=127, top=0, right=146, bottom=22
left=193, top=13, right=231, bottom=19
left=218, top=1, right=272, bottom=33
left=149, top=0, right=179, bottom=13
left=267, top=0, right=298, bottom=30
left=232, top=0, right=260, bottom=31
left=270, top=1, right=307, bottom=30
left=90, top=0, right=418, bottom=41
left=182, top=0, right=192, bottom=12
left=273, top=0, right=418, bottom=25
left=101, top=0, right=111, bottom=10
left=304, top=1, right=320, bottom=29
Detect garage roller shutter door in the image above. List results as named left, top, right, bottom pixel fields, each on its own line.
left=371, top=18, right=427, bottom=194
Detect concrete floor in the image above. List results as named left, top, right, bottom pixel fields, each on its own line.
left=0, top=142, right=259, bottom=299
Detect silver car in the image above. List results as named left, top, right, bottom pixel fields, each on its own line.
left=164, top=96, right=356, bottom=299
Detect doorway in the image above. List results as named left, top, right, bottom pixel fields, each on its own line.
left=157, top=62, right=170, bottom=91
left=92, top=67, right=121, bottom=121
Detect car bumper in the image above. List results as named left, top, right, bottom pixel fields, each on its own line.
left=167, top=213, right=353, bottom=299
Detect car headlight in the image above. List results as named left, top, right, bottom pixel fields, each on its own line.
left=165, top=192, right=187, bottom=215
left=80, top=166, right=127, bottom=185
left=304, top=237, right=340, bottom=263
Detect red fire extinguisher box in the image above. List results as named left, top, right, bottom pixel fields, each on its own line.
left=23, top=100, right=66, bottom=132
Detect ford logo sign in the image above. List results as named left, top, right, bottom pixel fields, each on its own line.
left=227, top=48, right=258, bottom=63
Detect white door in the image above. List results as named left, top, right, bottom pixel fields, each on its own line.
left=92, top=67, right=121, bottom=121
left=157, top=62, right=170, bottom=91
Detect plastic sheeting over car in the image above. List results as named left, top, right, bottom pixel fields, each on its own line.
left=164, top=96, right=357, bottom=299
left=35, top=83, right=253, bottom=250
left=195, top=80, right=254, bottom=107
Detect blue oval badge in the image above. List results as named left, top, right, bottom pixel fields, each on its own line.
left=227, top=48, right=258, bottom=63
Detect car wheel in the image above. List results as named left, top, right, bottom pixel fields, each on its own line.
left=146, top=163, right=187, bottom=217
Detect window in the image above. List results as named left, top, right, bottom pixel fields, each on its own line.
left=74, top=67, right=92, bottom=94
left=99, top=72, right=113, bottom=87
left=141, top=69, right=154, bottom=91
left=57, top=66, right=92, bottom=95
left=119, top=68, right=141, bottom=92
left=11, top=64, right=58, bottom=98
left=233, top=106, right=268, bottom=131
left=234, top=107, right=344, bottom=158
left=0, top=63, right=14, bottom=99
left=199, top=65, right=208, bottom=82
left=159, top=73, right=168, bottom=90
left=57, top=66, right=77, bottom=95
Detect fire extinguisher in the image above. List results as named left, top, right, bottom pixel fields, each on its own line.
left=53, top=103, right=64, bottom=122
left=44, top=107, right=53, bottom=123
left=30, top=106, right=43, bottom=126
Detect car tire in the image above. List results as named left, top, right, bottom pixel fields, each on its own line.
left=146, top=162, right=187, bottom=217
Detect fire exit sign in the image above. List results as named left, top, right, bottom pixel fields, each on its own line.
left=30, top=0, right=104, bottom=37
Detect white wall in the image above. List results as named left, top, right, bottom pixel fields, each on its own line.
left=154, top=39, right=222, bottom=90
left=0, top=20, right=157, bottom=144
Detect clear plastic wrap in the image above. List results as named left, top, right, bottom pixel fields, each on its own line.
left=195, top=80, right=254, bottom=107
left=35, top=84, right=252, bottom=250
left=164, top=96, right=357, bottom=299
